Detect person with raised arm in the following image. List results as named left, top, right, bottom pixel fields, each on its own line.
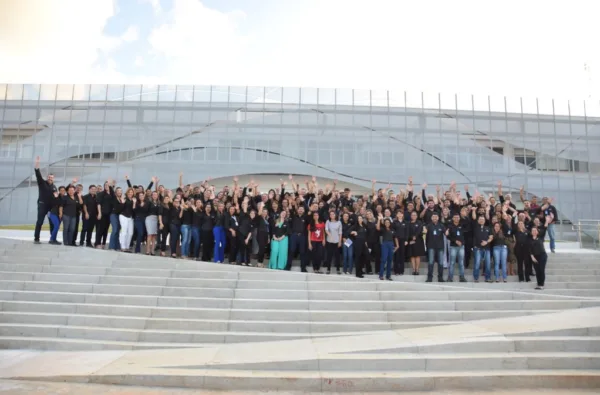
left=33, top=156, right=58, bottom=244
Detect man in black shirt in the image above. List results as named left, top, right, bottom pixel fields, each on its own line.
left=473, top=215, right=493, bottom=282
left=446, top=213, right=467, bottom=282
left=421, top=200, right=439, bottom=225
left=287, top=205, right=309, bottom=271
left=425, top=213, right=445, bottom=282
left=541, top=197, right=558, bottom=253
left=33, top=156, right=58, bottom=244
left=80, top=185, right=98, bottom=247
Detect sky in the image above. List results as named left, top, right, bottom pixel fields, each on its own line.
left=0, top=0, right=599, bottom=113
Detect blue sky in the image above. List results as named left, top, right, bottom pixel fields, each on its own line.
left=0, top=0, right=599, bottom=111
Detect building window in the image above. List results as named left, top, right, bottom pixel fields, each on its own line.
left=514, top=148, right=536, bottom=169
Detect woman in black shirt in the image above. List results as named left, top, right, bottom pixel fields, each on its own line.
left=61, top=185, right=83, bottom=246
left=256, top=207, right=270, bottom=268
left=513, top=220, right=531, bottom=282
left=133, top=192, right=150, bottom=254
left=158, top=196, right=172, bottom=257
left=118, top=188, right=135, bottom=253
left=408, top=211, right=425, bottom=275
left=109, top=186, right=123, bottom=250
left=236, top=201, right=252, bottom=265
left=180, top=198, right=194, bottom=259
left=190, top=199, right=204, bottom=259
left=48, top=191, right=62, bottom=245
left=169, top=198, right=184, bottom=258
left=376, top=215, right=399, bottom=281
left=200, top=204, right=215, bottom=262
left=145, top=191, right=160, bottom=255
left=529, top=226, right=547, bottom=290
left=350, top=215, right=369, bottom=278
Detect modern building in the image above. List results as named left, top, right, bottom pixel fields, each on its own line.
left=1, top=84, right=599, bottom=235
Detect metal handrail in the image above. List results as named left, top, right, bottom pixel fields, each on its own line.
left=572, top=220, right=600, bottom=249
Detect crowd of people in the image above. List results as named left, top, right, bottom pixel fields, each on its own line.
left=32, top=156, right=558, bottom=290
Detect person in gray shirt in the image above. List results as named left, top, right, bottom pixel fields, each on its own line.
left=325, top=211, right=343, bottom=274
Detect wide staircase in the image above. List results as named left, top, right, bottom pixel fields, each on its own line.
left=1, top=237, right=599, bottom=392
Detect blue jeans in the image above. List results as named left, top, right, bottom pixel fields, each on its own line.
left=448, top=245, right=465, bottom=279
left=473, top=247, right=491, bottom=281
left=343, top=243, right=354, bottom=273
left=213, top=226, right=226, bottom=262
left=62, top=215, right=76, bottom=246
left=180, top=224, right=191, bottom=257
left=547, top=223, right=556, bottom=251
left=379, top=241, right=394, bottom=279
left=109, top=213, right=121, bottom=250
left=134, top=217, right=146, bottom=253
left=191, top=226, right=201, bottom=258
left=493, top=245, right=508, bottom=280
left=48, top=213, right=61, bottom=242
left=427, top=248, right=445, bottom=279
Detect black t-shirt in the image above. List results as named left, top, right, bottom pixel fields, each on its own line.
left=121, top=199, right=134, bottom=218
left=408, top=221, right=423, bottom=240
left=201, top=212, right=215, bottom=231
left=83, top=194, right=98, bottom=216
left=290, top=214, right=309, bottom=235
left=426, top=222, right=445, bottom=249
left=148, top=200, right=160, bottom=216
left=159, top=204, right=171, bottom=226
left=393, top=219, right=408, bottom=240
left=96, top=190, right=113, bottom=215
left=170, top=206, right=182, bottom=226
left=182, top=208, right=194, bottom=225
left=62, top=195, right=79, bottom=217
left=133, top=201, right=150, bottom=219
left=380, top=228, right=395, bottom=242
left=351, top=224, right=367, bottom=241
left=473, top=224, right=492, bottom=249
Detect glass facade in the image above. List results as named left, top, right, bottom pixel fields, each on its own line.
left=1, top=84, right=599, bottom=226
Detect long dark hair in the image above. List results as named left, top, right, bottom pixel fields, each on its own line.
left=310, top=212, right=321, bottom=232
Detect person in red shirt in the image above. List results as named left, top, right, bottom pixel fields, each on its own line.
left=308, top=211, right=326, bottom=274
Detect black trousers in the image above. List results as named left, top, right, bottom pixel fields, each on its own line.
left=72, top=213, right=81, bottom=245
left=324, top=242, right=341, bottom=270
left=80, top=216, right=97, bottom=246
left=367, top=241, right=381, bottom=274
left=533, top=253, right=547, bottom=287
left=200, top=229, right=213, bottom=261
left=515, top=244, right=531, bottom=282
left=394, top=240, right=406, bottom=274
left=256, top=231, right=269, bottom=263
left=236, top=233, right=251, bottom=264
left=34, top=202, right=52, bottom=241
left=354, top=240, right=369, bottom=277
left=464, top=234, right=473, bottom=268
left=227, top=231, right=237, bottom=263
left=310, top=242, right=324, bottom=271
left=160, top=225, right=170, bottom=252
left=95, top=214, right=110, bottom=246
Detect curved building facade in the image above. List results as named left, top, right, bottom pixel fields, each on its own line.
left=0, top=84, right=599, bottom=228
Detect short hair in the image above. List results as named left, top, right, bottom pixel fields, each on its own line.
left=88, top=185, right=96, bottom=190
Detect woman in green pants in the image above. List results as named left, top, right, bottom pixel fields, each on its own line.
left=269, top=210, right=290, bottom=270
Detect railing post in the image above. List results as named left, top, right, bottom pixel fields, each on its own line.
left=577, top=220, right=582, bottom=249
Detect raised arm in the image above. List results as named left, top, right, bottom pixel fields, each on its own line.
left=34, top=156, right=44, bottom=185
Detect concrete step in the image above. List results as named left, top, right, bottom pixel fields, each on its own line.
left=25, top=369, right=600, bottom=392
left=0, top=300, right=555, bottom=322
left=2, top=287, right=597, bottom=310
left=0, top=274, right=591, bottom=300
left=206, top=352, right=600, bottom=371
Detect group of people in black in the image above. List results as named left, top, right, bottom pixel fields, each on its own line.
left=33, top=156, right=557, bottom=290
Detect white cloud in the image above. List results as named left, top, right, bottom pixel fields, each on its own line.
left=139, top=0, right=161, bottom=14
left=134, top=55, right=145, bottom=67
left=0, top=0, right=125, bottom=83
left=121, top=26, right=139, bottom=42
left=148, top=0, right=249, bottom=82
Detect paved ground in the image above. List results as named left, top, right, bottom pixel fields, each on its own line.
left=0, top=380, right=598, bottom=395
